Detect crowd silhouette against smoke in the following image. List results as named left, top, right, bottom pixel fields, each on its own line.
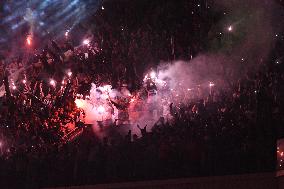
left=0, top=0, right=284, bottom=188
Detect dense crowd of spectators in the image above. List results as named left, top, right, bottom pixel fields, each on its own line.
left=0, top=45, right=283, bottom=188
left=0, top=0, right=283, bottom=188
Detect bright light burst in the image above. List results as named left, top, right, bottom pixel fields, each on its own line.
left=26, top=35, right=32, bottom=46
left=130, top=98, right=135, bottom=103
left=150, top=71, right=156, bottom=79
left=65, top=30, right=69, bottom=37
left=75, top=99, right=84, bottom=108
left=209, top=82, right=215, bottom=87
left=83, top=39, right=90, bottom=45
left=50, top=79, right=56, bottom=87
left=228, top=25, right=233, bottom=32
left=0, top=0, right=102, bottom=51
left=67, top=71, right=72, bottom=77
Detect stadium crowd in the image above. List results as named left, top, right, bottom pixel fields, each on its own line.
left=0, top=0, right=283, bottom=188
left=0, top=40, right=283, bottom=188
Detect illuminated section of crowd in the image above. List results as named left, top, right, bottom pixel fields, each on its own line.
left=0, top=37, right=283, bottom=188
left=0, top=0, right=283, bottom=188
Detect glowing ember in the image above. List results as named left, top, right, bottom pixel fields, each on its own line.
left=22, top=79, right=26, bottom=84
